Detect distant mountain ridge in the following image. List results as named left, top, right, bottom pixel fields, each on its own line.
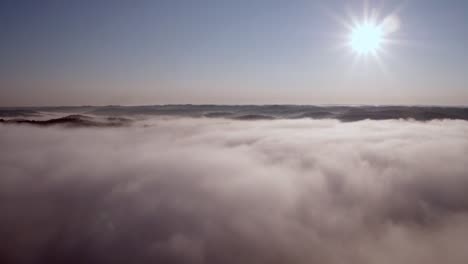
left=1, top=105, right=468, bottom=125
left=0, top=114, right=132, bottom=127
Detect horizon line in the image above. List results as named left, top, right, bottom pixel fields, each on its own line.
left=1, top=103, right=468, bottom=108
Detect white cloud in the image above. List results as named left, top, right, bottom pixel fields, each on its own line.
left=1, top=118, right=468, bottom=263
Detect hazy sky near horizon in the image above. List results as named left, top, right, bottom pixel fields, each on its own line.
left=1, top=0, right=467, bottom=106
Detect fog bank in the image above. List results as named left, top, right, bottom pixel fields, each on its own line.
left=1, top=118, right=468, bottom=264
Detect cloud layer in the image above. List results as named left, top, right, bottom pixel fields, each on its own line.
left=1, top=118, right=468, bottom=264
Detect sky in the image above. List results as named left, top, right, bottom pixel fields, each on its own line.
left=0, top=0, right=467, bottom=106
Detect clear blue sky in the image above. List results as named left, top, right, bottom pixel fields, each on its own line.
left=1, top=0, right=467, bottom=106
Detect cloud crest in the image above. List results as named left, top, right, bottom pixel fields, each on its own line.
left=1, top=118, right=468, bottom=263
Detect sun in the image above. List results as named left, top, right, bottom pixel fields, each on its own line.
left=349, top=22, right=384, bottom=55
left=334, top=5, right=404, bottom=70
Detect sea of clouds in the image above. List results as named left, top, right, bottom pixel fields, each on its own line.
left=1, top=117, right=468, bottom=264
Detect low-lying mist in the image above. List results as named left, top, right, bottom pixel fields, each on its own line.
left=1, top=118, right=468, bottom=264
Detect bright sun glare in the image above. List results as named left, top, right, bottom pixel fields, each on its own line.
left=350, top=22, right=384, bottom=55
